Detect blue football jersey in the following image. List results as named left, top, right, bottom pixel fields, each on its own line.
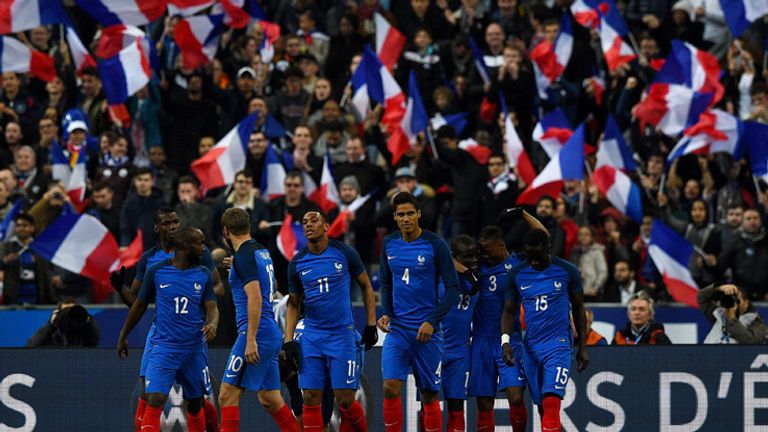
left=474, top=254, right=523, bottom=338
left=230, top=240, right=282, bottom=340
left=505, top=257, right=582, bottom=348
left=287, top=240, right=365, bottom=331
left=379, top=230, right=460, bottom=329
left=439, top=276, right=478, bottom=350
left=138, top=259, right=215, bottom=350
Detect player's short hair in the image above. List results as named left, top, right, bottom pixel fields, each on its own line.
left=14, top=212, right=34, bottom=226
left=154, top=207, right=177, bottom=223
left=450, top=234, right=476, bottom=255
left=628, top=291, right=654, bottom=318
left=523, top=229, right=550, bottom=249
left=171, top=226, right=200, bottom=249
left=221, top=207, right=251, bottom=235
left=478, top=225, right=504, bottom=243
left=392, top=191, right=419, bottom=212
left=303, top=210, right=328, bottom=223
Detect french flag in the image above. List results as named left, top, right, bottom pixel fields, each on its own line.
left=327, top=192, right=373, bottom=238
left=174, top=14, right=224, bottom=69
left=259, top=142, right=286, bottom=201
left=0, top=0, right=64, bottom=34
left=307, top=153, right=340, bottom=213
left=633, top=83, right=712, bottom=137
left=0, top=200, right=23, bottom=241
left=430, top=112, right=468, bottom=136
left=667, top=109, right=743, bottom=163
left=597, top=114, right=637, bottom=171
left=588, top=75, right=605, bottom=105
left=98, top=38, right=151, bottom=105
left=350, top=46, right=405, bottom=128
left=570, top=0, right=604, bottom=28
left=719, top=0, right=768, bottom=37
left=591, top=149, right=643, bottom=223
left=654, top=40, right=724, bottom=105
left=500, top=95, right=536, bottom=185
left=66, top=148, right=87, bottom=211
left=277, top=213, right=307, bottom=261
left=191, top=113, right=257, bottom=192
left=458, top=138, right=493, bottom=165
left=374, top=12, right=405, bottom=71
left=64, top=24, right=97, bottom=74
left=648, top=219, right=699, bottom=307
left=517, top=123, right=586, bottom=205
left=168, top=0, right=216, bottom=17
left=387, top=70, right=428, bottom=165
left=532, top=108, right=573, bottom=159
left=530, top=14, right=573, bottom=98
left=745, top=120, right=768, bottom=183
left=75, top=0, right=165, bottom=27
left=30, top=213, right=121, bottom=287
left=0, top=36, right=56, bottom=82
left=94, top=24, right=146, bottom=59
left=599, top=6, right=636, bottom=72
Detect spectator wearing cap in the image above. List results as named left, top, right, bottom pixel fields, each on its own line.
left=0, top=72, right=39, bottom=139
left=77, top=68, right=110, bottom=136
left=376, top=166, right=438, bottom=233
left=231, top=66, right=259, bottom=124
left=480, top=153, right=521, bottom=228
left=337, top=175, right=377, bottom=265
left=273, top=66, right=310, bottom=133
left=163, top=72, right=218, bottom=173
left=62, top=120, right=100, bottom=184
left=332, top=136, right=387, bottom=198
left=119, top=167, right=167, bottom=251
left=296, top=11, right=330, bottom=66
left=13, top=146, right=47, bottom=206
left=0, top=212, right=53, bottom=305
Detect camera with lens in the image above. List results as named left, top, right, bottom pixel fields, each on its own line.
left=713, top=290, right=740, bottom=309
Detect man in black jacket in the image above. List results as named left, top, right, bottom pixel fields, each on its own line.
left=120, top=168, right=167, bottom=251
left=0, top=213, right=53, bottom=305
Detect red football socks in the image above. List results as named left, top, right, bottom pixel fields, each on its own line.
left=134, top=398, right=147, bottom=432
left=510, top=403, right=528, bottom=432
left=141, top=405, right=163, bottom=431
left=339, top=400, right=368, bottom=432
left=383, top=397, right=402, bottom=432
left=447, top=410, right=465, bottom=432
left=203, top=399, right=220, bottom=432
left=187, top=409, right=206, bottom=432
left=541, top=396, right=562, bottom=431
left=477, top=410, right=494, bottom=431
left=272, top=404, right=300, bottom=432
left=422, top=401, right=442, bottom=432
left=220, top=406, right=239, bottom=432
left=302, top=404, right=323, bottom=430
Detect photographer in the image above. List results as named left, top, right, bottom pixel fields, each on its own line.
left=698, top=283, right=767, bottom=344
left=26, top=298, right=100, bottom=347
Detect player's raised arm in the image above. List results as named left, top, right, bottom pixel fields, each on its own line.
left=568, top=267, right=590, bottom=372
left=377, top=237, right=394, bottom=333
left=117, top=266, right=156, bottom=359
left=501, top=271, right=521, bottom=366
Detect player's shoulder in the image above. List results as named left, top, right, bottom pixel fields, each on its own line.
left=146, top=258, right=173, bottom=274
left=291, top=247, right=310, bottom=263
left=234, top=240, right=263, bottom=259
left=421, top=230, right=450, bottom=250
left=139, top=244, right=162, bottom=262
left=511, top=260, right=529, bottom=273
left=551, top=256, right=579, bottom=274
left=193, top=264, right=213, bottom=277
left=329, top=239, right=355, bottom=255
left=383, top=231, right=402, bottom=244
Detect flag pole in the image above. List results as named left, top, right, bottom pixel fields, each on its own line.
left=426, top=128, right=440, bottom=161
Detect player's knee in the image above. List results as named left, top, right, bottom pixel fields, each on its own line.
left=333, top=389, right=356, bottom=408
left=476, top=397, right=495, bottom=412
left=146, top=393, right=167, bottom=408
left=258, top=390, right=283, bottom=414
left=303, top=389, right=323, bottom=406
left=218, top=383, right=239, bottom=407
left=507, top=388, right=525, bottom=406
left=420, top=390, right=438, bottom=404
left=447, top=398, right=464, bottom=412
left=186, top=397, right=203, bottom=414
left=382, top=380, right=402, bottom=399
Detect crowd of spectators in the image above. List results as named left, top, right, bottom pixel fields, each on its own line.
left=0, top=0, right=766, bottom=328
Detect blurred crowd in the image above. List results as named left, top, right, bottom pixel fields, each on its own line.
left=0, top=0, right=767, bottom=311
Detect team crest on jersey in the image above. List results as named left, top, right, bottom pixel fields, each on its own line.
left=194, top=283, right=202, bottom=291
left=334, top=261, right=343, bottom=272
left=259, top=251, right=270, bottom=260
left=417, top=254, right=426, bottom=265
left=504, top=263, right=512, bottom=270
left=554, top=281, right=562, bottom=290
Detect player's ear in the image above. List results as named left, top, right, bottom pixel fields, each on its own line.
left=417, top=209, right=422, bottom=218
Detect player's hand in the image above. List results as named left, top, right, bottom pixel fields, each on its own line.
left=416, top=322, right=434, bottom=342
left=117, top=337, right=128, bottom=359
left=362, top=325, right=378, bottom=351
left=377, top=315, right=391, bottom=333
left=282, top=341, right=301, bottom=371
left=110, top=266, right=127, bottom=290
left=222, top=256, right=232, bottom=269
left=576, top=347, right=589, bottom=372
left=496, top=207, right=523, bottom=224
left=502, top=343, right=515, bottom=366
left=201, top=323, right=217, bottom=342
left=245, top=339, right=260, bottom=364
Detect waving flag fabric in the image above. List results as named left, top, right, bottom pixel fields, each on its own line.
left=168, top=0, right=215, bottom=16
left=458, top=138, right=493, bottom=165
left=174, top=14, right=224, bottom=69
left=592, top=165, right=643, bottom=223
left=597, top=114, right=636, bottom=171
left=259, top=142, right=286, bottom=200
left=350, top=46, right=405, bottom=128
left=374, top=12, right=405, bottom=71
left=500, top=96, right=536, bottom=185
left=648, top=219, right=699, bottom=307
left=98, top=39, right=151, bottom=105
left=0, top=36, right=56, bottom=82
left=745, top=120, right=768, bottom=183
left=191, top=113, right=257, bottom=191
left=64, top=24, right=97, bottom=73
left=633, top=83, right=712, bottom=136
left=719, top=0, right=768, bottom=37
left=599, top=6, right=636, bottom=71
left=0, top=0, right=64, bottom=34
left=532, top=108, right=573, bottom=158
left=570, top=0, right=603, bottom=28
left=387, top=70, right=428, bottom=165
left=430, top=112, right=468, bottom=136
left=0, top=200, right=23, bottom=241
left=75, top=0, right=166, bottom=27
left=653, top=40, right=723, bottom=105
left=667, top=109, right=743, bottom=163
left=327, top=192, right=373, bottom=238
left=307, top=153, right=340, bottom=213
left=530, top=14, right=573, bottom=98
left=277, top=213, right=307, bottom=261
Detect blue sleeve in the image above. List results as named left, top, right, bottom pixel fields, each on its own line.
left=135, top=253, right=149, bottom=282
left=379, top=237, right=393, bottom=316
left=341, top=243, right=366, bottom=278
left=138, top=265, right=157, bottom=303
left=202, top=267, right=216, bottom=302
left=504, top=270, right=519, bottom=303
left=287, top=257, right=303, bottom=295
left=565, top=261, right=583, bottom=294
left=201, top=247, right=215, bottom=271
left=426, top=236, right=460, bottom=327
left=233, top=246, right=260, bottom=286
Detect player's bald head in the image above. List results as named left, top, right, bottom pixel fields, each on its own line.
left=171, top=226, right=203, bottom=249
